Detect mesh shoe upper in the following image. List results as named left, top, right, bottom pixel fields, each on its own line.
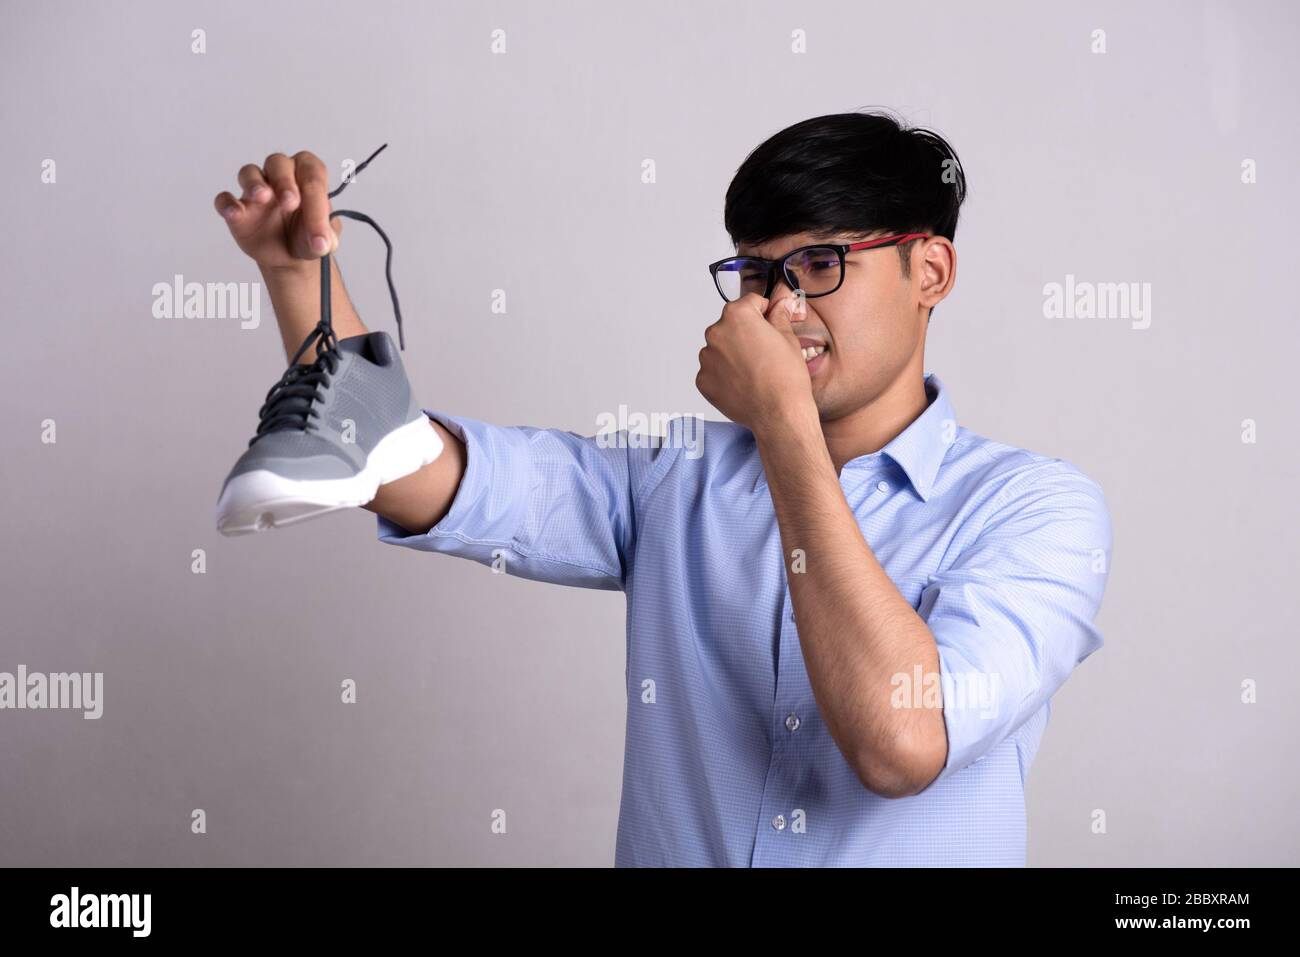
left=222, top=331, right=421, bottom=486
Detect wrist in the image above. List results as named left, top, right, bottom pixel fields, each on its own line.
left=752, top=395, right=820, bottom=443
left=752, top=401, right=828, bottom=480
left=259, top=258, right=320, bottom=280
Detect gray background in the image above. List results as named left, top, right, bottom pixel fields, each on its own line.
left=1, top=0, right=1296, bottom=866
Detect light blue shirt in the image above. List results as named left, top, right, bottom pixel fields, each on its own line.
left=378, top=372, right=1112, bottom=866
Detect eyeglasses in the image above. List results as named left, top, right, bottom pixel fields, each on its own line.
left=707, top=233, right=931, bottom=303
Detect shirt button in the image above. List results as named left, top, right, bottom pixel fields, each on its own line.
left=772, top=814, right=786, bottom=831
left=785, top=713, right=801, bottom=733
left=877, top=480, right=890, bottom=493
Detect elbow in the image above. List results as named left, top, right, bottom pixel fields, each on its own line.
left=851, top=727, right=948, bottom=800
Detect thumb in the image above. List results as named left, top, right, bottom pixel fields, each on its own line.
left=766, top=296, right=800, bottom=339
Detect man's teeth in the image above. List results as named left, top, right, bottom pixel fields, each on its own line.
left=801, top=345, right=827, bottom=361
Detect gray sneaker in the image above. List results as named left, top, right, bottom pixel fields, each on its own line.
left=215, top=330, right=442, bottom=536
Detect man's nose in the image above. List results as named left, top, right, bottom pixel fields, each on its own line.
left=770, top=288, right=809, bottom=321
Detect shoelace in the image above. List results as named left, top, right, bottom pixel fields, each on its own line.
left=249, top=144, right=404, bottom=446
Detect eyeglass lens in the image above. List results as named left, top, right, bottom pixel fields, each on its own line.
left=714, top=246, right=842, bottom=302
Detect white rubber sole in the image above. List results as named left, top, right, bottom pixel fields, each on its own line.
left=215, top=416, right=444, bottom=537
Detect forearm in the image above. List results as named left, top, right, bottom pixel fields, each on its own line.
left=259, top=255, right=367, bottom=364
left=363, top=418, right=466, bottom=534
left=754, top=405, right=946, bottom=797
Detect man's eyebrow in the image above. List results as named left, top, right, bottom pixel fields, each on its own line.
left=737, top=241, right=820, bottom=258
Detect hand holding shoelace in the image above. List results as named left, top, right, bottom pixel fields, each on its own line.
left=214, top=150, right=346, bottom=271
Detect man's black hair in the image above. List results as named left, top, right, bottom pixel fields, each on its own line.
left=723, top=110, right=967, bottom=281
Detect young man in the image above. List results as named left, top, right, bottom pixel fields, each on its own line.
left=213, top=111, right=1112, bottom=866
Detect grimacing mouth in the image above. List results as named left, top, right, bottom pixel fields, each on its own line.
left=797, top=336, right=829, bottom=362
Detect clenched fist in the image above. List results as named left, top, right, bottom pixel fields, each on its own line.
left=695, top=293, right=817, bottom=433
left=213, top=150, right=342, bottom=272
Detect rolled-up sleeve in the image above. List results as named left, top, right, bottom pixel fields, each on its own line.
left=918, top=461, right=1113, bottom=787
left=377, top=410, right=669, bottom=590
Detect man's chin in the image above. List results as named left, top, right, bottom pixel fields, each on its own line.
left=812, top=390, right=845, bottom=423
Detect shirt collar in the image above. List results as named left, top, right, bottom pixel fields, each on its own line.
left=755, top=372, right=955, bottom=503
left=873, top=372, right=954, bottom=502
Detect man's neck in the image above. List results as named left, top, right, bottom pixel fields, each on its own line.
left=820, top=367, right=931, bottom=473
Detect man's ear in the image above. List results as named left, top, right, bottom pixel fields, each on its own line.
left=916, top=237, right=956, bottom=312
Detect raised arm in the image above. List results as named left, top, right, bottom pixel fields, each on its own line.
left=213, top=148, right=465, bottom=534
